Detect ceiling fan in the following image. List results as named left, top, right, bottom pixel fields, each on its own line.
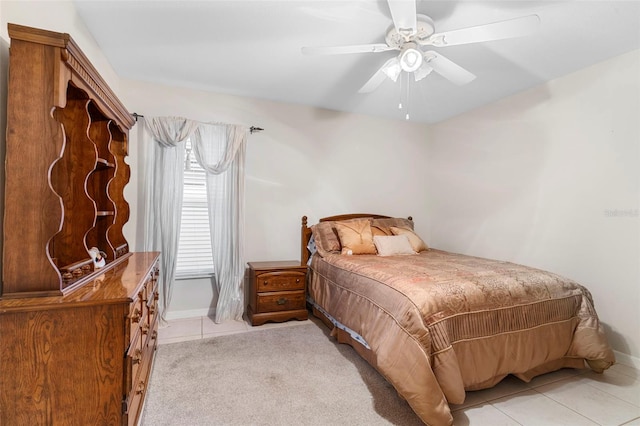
left=301, top=0, right=540, bottom=94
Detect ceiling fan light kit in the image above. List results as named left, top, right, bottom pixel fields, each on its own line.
left=413, top=62, right=433, bottom=82
left=399, top=43, right=423, bottom=72
left=302, top=0, right=540, bottom=118
left=381, top=58, right=401, bottom=82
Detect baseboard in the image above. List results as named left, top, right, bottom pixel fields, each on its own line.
left=614, top=350, right=640, bottom=370
left=165, top=307, right=216, bottom=321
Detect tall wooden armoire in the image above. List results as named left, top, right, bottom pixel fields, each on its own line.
left=0, top=24, right=160, bottom=425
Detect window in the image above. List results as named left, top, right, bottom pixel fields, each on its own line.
left=175, top=140, right=215, bottom=278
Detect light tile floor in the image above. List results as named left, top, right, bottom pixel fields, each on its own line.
left=157, top=315, right=308, bottom=345
left=159, top=317, right=640, bottom=425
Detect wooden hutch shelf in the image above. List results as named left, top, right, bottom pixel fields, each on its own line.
left=2, top=23, right=135, bottom=298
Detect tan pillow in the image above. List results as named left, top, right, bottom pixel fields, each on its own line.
left=311, top=217, right=375, bottom=256
left=371, top=217, right=414, bottom=233
left=371, top=225, right=392, bottom=237
left=335, top=219, right=377, bottom=255
left=311, top=222, right=341, bottom=255
left=390, top=226, right=428, bottom=252
left=373, top=235, right=416, bottom=256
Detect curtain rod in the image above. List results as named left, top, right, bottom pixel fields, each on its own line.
left=132, top=113, right=264, bottom=134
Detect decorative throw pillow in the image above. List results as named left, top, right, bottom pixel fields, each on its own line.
left=371, top=225, right=392, bottom=237
left=373, top=235, right=416, bottom=256
left=335, top=219, right=377, bottom=255
left=311, top=217, right=375, bottom=256
left=311, top=222, right=341, bottom=255
left=371, top=217, right=415, bottom=233
left=390, top=226, right=428, bottom=252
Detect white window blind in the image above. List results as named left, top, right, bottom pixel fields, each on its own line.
left=175, top=139, right=214, bottom=278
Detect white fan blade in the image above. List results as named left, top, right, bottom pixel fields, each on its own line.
left=424, top=51, right=476, bottom=85
left=358, top=58, right=399, bottom=93
left=301, top=44, right=394, bottom=55
left=388, top=0, right=417, bottom=36
left=422, top=14, right=540, bottom=47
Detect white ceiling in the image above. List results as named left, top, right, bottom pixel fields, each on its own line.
left=74, top=0, right=640, bottom=124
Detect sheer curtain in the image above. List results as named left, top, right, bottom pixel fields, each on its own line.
left=192, top=124, right=248, bottom=323
left=142, top=116, right=248, bottom=323
left=143, top=117, right=199, bottom=322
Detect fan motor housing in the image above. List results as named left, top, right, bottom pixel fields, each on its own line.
left=385, top=14, right=435, bottom=48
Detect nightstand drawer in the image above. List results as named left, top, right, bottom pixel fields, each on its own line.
left=256, top=271, right=305, bottom=292
left=256, top=290, right=306, bottom=313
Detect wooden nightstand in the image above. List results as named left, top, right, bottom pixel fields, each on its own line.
left=247, top=261, right=308, bottom=326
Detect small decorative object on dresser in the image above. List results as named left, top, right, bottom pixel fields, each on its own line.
left=246, top=261, right=308, bottom=326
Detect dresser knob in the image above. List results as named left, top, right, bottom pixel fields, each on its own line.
left=296, top=279, right=300, bottom=283
left=276, top=298, right=287, bottom=305
left=132, top=308, right=142, bottom=323
left=136, top=381, right=146, bottom=395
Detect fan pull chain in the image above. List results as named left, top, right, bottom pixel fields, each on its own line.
left=404, top=72, right=411, bottom=120
left=406, top=76, right=410, bottom=120
left=398, top=72, right=404, bottom=110
left=397, top=72, right=412, bottom=120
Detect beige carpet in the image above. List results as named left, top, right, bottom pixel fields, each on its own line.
left=141, top=317, right=423, bottom=425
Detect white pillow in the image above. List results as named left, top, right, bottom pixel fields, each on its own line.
left=390, top=226, right=429, bottom=252
left=373, top=235, right=417, bottom=256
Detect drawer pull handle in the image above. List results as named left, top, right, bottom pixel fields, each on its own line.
left=132, top=349, right=142, bottom=365
left=132, top=308, right=142, bottom=323
left=136, top=381, right=146, bottom=395
left=296, top=278, right=300, bottom=283
left=276, top=298, right=287, bottom=305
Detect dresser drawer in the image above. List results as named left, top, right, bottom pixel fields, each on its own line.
left=124, top=360, right=149, bottom=426
left=127, top=291, right=144, bottom=343
left=146, top=280, right=159, bottom=320
left=256, top=290, right=306, bottom=313
left=124, top=332, right=144, bottom=397
left=256, top=271, right=305, bottom=292
left=124, top=323, right=156, bottom=426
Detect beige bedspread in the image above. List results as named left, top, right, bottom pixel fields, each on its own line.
left=308, top=249, right=615, bottom=426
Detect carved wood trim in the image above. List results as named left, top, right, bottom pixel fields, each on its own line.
left=8, top=23, right=135, bottom=131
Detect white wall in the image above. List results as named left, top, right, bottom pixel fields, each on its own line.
left=0, top=1, right=120, bottom=92
left=428, top=50, right=640, bottom=364
left=121, top=79, right=430, bottom=319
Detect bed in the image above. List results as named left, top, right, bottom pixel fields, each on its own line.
left=300, top=214, right=615, bottom=426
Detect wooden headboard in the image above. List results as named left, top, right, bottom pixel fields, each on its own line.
left=300, top=214, right=413, bottom=265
